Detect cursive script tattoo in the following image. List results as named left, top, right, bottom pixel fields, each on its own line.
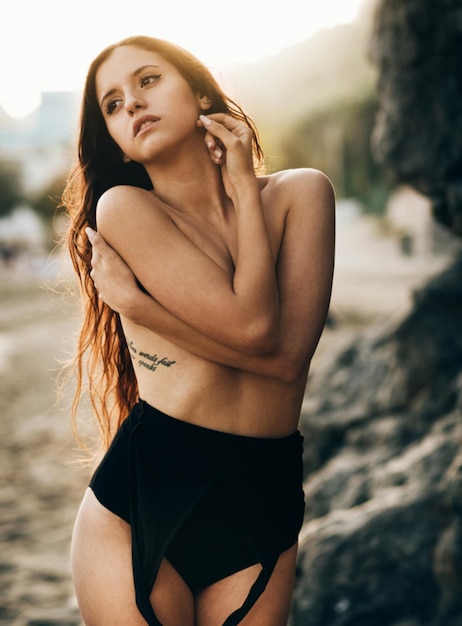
left=128, top=339, right=176, bottom=373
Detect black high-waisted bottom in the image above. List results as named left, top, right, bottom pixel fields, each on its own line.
left=89, top=400, right=305, bottom=626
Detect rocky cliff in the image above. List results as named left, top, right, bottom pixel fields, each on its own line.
left=292, top=254, right=462, bottom=626
left=291, top=1, right=462, bottom=623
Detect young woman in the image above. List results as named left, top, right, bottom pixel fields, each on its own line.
left=65, top=36, right=335, bottom=626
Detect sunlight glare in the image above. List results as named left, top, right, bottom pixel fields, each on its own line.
left=0, top=0, right=365, bottom=115
left=1, top=85, right=42, bottom=120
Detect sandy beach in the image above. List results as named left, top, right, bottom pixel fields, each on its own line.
left=0, top=214, right=452, bottom=625
left=0, top=274, right=86, bottom=625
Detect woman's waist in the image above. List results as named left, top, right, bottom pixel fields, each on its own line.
left=128, top=399, right=304, bottom=454
left=136, top=371, right=302, bottom=438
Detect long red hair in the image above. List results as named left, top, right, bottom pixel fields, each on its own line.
left=63, top=36, right=264, bottom=450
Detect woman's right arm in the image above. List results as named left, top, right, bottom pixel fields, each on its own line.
left=89, top=231, right=277, bottom=376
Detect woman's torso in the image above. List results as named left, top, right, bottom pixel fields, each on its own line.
left=121, top=173, right=308, bottom=438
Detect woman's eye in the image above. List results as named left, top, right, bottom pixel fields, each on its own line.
left=140, top=74, right=161, bottom=88
left=105, top=98, right=122, bottom=115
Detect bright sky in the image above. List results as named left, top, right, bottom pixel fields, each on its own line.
left=1, top=0, right=364, bottom=119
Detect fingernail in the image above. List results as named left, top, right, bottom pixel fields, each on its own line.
left=214, top=149, right=222, bottom=159
left=199, top=115, right=212, bottom=126
left=85, top=227, right=95, bottom=242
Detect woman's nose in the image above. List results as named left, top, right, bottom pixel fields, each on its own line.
left=125, top=95, right=146, bottom=114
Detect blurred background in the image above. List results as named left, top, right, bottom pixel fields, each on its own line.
left=1, top=0, right=462, bottom=624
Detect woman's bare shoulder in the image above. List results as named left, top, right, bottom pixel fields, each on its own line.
left=95, top=185, right=167, bottom=229
left=259, top=167, right=333, bottom=194
left=97, top=185, right=158, bottom=212
left=259, top=168, right=335, bottom=217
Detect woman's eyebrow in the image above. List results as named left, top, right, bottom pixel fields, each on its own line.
left=100, top=65, right=162, bottom=107
left=132, top=64, right=161, bottom=76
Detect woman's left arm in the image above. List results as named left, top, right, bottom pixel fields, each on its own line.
left=89, top=169, right=335, bottom=382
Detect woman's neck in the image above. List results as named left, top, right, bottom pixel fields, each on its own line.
left=144, top=146, right=229, bottom=219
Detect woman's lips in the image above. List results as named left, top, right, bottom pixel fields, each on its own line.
left=133, top=115, right=160, bottom=137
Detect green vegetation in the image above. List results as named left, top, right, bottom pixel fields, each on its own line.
left=29, top=174, right=67, bottom=224
left=229, top=0, right=390, bottom=211
left=279, top=93, right=392, bottom=212
left=0, top=158, right=23, bottom=218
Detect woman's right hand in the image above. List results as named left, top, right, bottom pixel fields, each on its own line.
left=86, top=227, right=141, bottom=314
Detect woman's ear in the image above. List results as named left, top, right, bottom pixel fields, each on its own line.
left=199, top=95, right=213, bottom=111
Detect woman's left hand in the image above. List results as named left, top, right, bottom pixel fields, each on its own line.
left=86, top=227, right=140, bottom=313
left=197, top=113, right=256, bottom=199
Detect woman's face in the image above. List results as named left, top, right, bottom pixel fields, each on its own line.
left=95, top=45, right=204, bottom=165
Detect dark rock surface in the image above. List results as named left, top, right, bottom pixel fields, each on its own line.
left=370, top=0, right=462, bottom=237
left=292, top=255, right=462, bottom=626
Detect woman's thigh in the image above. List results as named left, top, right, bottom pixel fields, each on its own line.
left=71, top=488, right=194, bottom=626
left=195, top=543, right=298, bottom=626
